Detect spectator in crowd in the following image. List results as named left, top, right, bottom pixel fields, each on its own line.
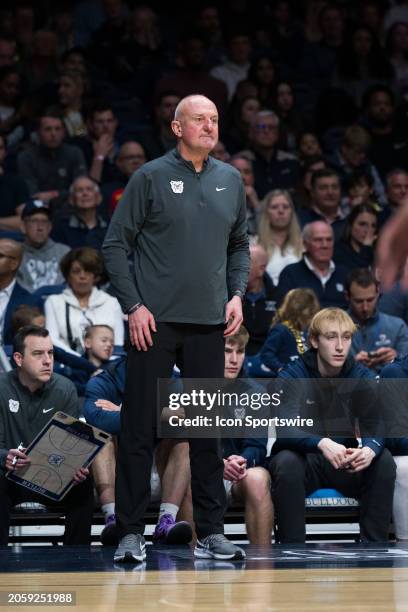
left=71, top=102, right=120, bottom=185
left=385, top=21, right=408, bottom=95
left=247, top=56, right=278, bottom=109
left=222, top=325, right=273, bottom=545
left=299, top=3, right=345, bottom=111
left=0, top=36, right=17, bottom=68
left=223, top=95, right=260, bottom=153
left=297, top=132, right=323, bottom=164
left=51, top=176, right=108, bottom=250
left=0, top=326, right=93, bottom=546
left=136, top=92, right=180, bottom=161
left=259, top=288, right=320, bottom=376
left=346, top=268, right=408, bottom=372
left=210, top=139, right=230, bottom=162
left=325, top=125, right=386, bottom=205
left=303, top=0, right=327, bottom=43
left=294, top=157, right=326, bottom=210
left=379, top=168, right=408, bottom=226
left=362, top=85, right=408, bottom=179
left=257, top=189, right=303, bottom=284
left=229, top=155, right=260, bottom=235
left=57, top=70, right=87, bottom=138
left=17, top=200, right=70, bottom=293
left=17, top=110, right=87, bottom=210
left=59, top=47, right=88, bottom=77
left=297, top=168, right=346, bottom=240
left=83, top=324, right=114, bottom=368
left=210, top=30, right=252, bottom=100
left=194, top=4, right=225, bottom=67
left=274, top=81, right=306, bottom=154
left=0, top=135, right=29, bottom=234
left=332, top=24, right=393, bottom=105
left=155, top=32, right=228, bottom=119
left=248, top=110, right=300, bottom=198
left=276, top=221, right=348, bottom=309
left=0, top=238, right=41, bottom=344
left=21, top=30, right=59, bottom=93
left=243, top=244, right=276, bottom=357
left=101, top=142, right=147, bottom=218
left=0, top=66, right=24, bottom=149
left=83, top=357, right=193, bottom=546
left=333, top=203, right=378, bottom=270
left=341, top=170, right=381, bottom=216
left=269, top=307, right=396, bottom=543
left=44, top=247, right=124, bottom=355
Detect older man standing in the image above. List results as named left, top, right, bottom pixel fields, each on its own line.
left=103, top=95, right=249, bottom=563
left=276, top=221, right=347, bottom=309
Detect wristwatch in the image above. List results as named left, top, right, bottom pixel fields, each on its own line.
left=128, top=302, right=143, bottom=314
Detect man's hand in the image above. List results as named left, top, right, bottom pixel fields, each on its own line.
left=223, top=455, right=247, bottom=482
left=5, top=447, right=30, bottom=472
left=73, top=467, right=89, bottom=484
left=128, top=305, right=157, bottom=351
left=317, top=438, right=348, bottom=469
left=224, top=296, right=243, bottom=337
left=245, top=185, right=260, bottom=210
left=343, top=447, right=376, bottom=473
left=95, top=399, right=121, bottom=411
left=93, top=134, right=114, bottom=159
left=354, top=350, right=370, bottom=365
left=367, top=347, right=397, bottom=367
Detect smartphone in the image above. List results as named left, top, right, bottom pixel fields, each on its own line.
left=367, top=351, right=378, bottom=358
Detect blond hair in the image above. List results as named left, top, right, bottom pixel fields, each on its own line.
left=308, top=308, right=357, bottom=341
left=274, top=288, right=320, bottom=330
left=225, top=325, right=249, bottom=349
left=258, top=190, right=303, bottom=258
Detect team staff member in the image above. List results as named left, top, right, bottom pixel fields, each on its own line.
left=0, top=326, right=93, bottom=545
left=103, top=95, right=250, bottom=563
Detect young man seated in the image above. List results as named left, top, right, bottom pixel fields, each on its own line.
left=269, top=307, right=396, bottom=544
left=83, top=357, right=193, bottom=546
left=222, top=326, right=273, bottom=545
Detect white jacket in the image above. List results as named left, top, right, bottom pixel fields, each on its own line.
left=44, top=287, right=125, bottom=355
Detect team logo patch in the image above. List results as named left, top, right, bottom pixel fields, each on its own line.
left=9, top=399, right=19, bottom=413
left=170, top=180, right=184, bottom=194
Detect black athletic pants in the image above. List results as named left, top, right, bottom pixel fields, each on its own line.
left=269, top=449, right=396, bottom=543
left=0, top=473, right=94, bottom=545
left=115, top=322, right=226, bottom=540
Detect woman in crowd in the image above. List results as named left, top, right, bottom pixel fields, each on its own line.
left=247, top=55, right=278, bottom=108
left=223, top=95, right=261, bottom=153
left=274, top=81, right=305, bottom=153
left=386, top=21, right=408, bottom=96
left=44, top=247, right=124, bottom=355
left=334, top=203, right=378, bottom=270
left=257, top=189, right=303, bottom=284
left=259, top=288, right=320, bottom=376
left=57, top=70, right=88, bottom=137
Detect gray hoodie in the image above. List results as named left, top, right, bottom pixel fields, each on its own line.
left=17, top=239, right=70, bottom=293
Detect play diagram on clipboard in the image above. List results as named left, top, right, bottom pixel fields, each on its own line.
left=7, top=412, right=111, bottom=501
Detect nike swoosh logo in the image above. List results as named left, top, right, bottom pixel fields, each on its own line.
left=216, top=187, right=227, bottom=191
left=43, top=407, right=55, bottom=414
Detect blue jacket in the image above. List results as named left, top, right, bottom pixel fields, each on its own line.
left=350, top=310, right=408, bottom=371
left=259, top=323, right=304, bottom=376
left=83, top=357, right=125, bottom=434
left=379, top=283, right=408, bottom=325
left=276, top=258, right=348, bottom=309
left=274, top=349, right=383, bottom=456
left=381, top=356, right=408, bottom=378
left=3, top=282, right=42, bottom=345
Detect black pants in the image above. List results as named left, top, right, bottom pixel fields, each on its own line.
left=0, top=473, right=94, bottom=545
left=269, top=449, right=396, bottom=543
left=115, top=322, right=226, bottom=539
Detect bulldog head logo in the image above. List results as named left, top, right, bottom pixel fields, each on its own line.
left=170, top=180, right=184, bottom=194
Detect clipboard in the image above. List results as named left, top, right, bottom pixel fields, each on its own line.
left=7, top=412, right=112, bottom=501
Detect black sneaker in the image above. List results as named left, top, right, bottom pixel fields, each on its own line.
left=194, top=534, right=245, bottom=560
left=101, top=514, right=119, bottom=546
left=114, top=534, right=146, bottom=563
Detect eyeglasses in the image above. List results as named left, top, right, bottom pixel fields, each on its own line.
left=255, top=123, right=278, bottom=131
